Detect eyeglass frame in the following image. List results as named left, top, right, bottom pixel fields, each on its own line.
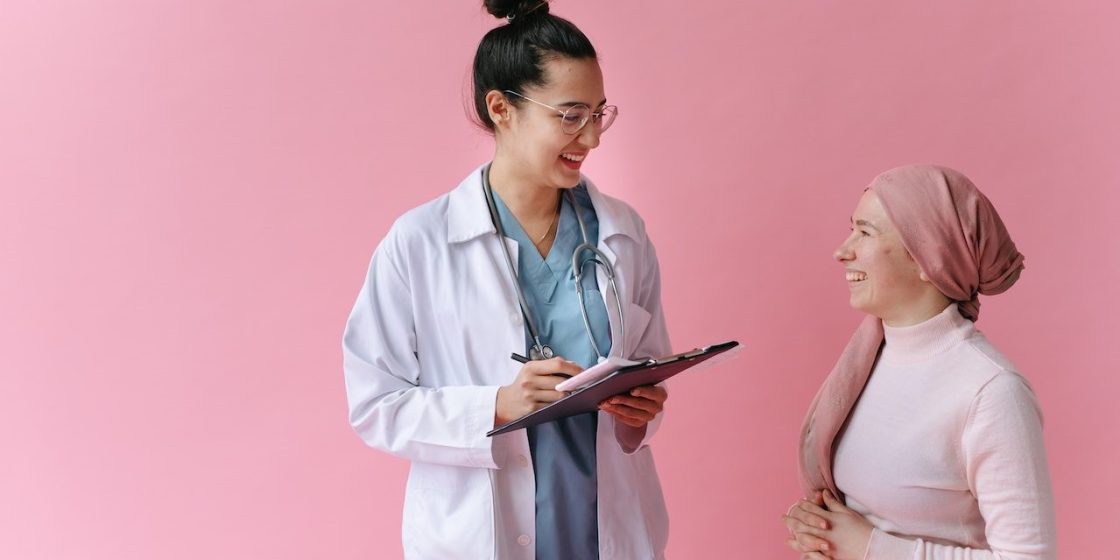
left=502, top=90, right=618, bottom=135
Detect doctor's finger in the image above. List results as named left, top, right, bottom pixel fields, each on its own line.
left=605, top=394, right=662, bottom=415
left=524, top=357, right=582, bottom=377
left=600, top=402, right=655, bottom=426
left=628, top=385, right=667, bottom=404
left=528, top=373, right=567, bottom=392
left=531, top=388, right=566, bottom=404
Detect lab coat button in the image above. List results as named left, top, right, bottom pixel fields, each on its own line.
left=517, top=535, right=532, bottom=546
left=517, top=454, right=529, bottom=467
left=510, top=312, right=521, bottom=324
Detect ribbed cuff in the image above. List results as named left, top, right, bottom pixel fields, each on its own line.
left=864, top=528, right=917, bottom=560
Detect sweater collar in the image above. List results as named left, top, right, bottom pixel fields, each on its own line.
left=880, top=304, right=974, bottom=364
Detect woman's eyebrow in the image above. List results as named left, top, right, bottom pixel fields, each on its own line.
left=853, top=218, right=882, bottom=232
left=556, top=98, right=608, bottom=108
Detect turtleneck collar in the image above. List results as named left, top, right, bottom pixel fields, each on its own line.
left=880, top=304, right=974, bottom=364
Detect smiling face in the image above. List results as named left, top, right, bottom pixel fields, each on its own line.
left=492, top=56, right=606, bottom=189
left=834, top=190, right=950, bottom=326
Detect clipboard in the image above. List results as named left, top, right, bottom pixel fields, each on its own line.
left=487, top=340, right=740, bottom=437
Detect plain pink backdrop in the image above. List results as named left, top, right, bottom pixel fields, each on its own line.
left=2, top=1, right=1116, bottom=558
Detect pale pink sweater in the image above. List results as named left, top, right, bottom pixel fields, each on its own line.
left=832, top=305, right=1057, bottom=559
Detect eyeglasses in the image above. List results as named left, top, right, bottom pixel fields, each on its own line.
left=503, top=90, right=618, bottom=135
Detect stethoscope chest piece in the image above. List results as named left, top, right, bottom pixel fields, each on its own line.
left=529, top=344, right=555, bottom=361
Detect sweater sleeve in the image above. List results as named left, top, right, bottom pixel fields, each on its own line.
left=864, top=372, right=1057, bottom=560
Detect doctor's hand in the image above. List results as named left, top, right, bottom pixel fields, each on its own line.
left=495, top=357, right=583, bottom=426
left=599, top=385, right=667, bottom=428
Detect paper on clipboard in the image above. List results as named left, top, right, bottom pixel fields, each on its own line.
left=487, top=340, right=740, bottom=437
left=555, top=355, right=644, bottom=392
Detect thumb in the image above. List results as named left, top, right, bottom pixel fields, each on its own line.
left=822, top=489, right=846, bottom=511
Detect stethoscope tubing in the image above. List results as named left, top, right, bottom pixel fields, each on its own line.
left=481, top=164, right=624, bottom=361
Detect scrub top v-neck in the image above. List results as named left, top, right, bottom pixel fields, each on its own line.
left=492, top=185, right=612, bottom=560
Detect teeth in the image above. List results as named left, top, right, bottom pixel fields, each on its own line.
left=561, top=153, right=585, bottom=162
left=846, top=271, right=867, bottom=282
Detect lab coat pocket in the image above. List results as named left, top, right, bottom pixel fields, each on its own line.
left=405, top=464, right=493, bottom=558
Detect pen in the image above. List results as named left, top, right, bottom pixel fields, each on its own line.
left=510, top=353, right=572, bottom=378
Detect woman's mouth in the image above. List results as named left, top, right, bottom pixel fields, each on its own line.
left=560, top=152, right=585, bottom=170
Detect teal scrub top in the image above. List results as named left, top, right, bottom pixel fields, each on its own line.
left=493, top=184, right=611, bottom=560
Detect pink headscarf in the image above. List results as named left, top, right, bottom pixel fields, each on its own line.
left=797, top=164, right=1026, bottom=497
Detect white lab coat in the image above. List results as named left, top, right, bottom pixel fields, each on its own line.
left=343, top=164, right=673, bottom=559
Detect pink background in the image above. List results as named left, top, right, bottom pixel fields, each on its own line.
left=2, top=1, right=1116, bottom=558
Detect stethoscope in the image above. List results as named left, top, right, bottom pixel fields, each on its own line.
left=482, top=164, right=625, bottom=362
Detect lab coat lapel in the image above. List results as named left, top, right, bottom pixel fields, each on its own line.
left=446, top=163, right=498, bottom=244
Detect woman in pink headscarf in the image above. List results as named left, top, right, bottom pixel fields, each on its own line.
left=782, top=165, right=1056, bottom=559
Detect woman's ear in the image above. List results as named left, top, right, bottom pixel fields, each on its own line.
left=485, top=90, right=510, bottom=128
left=904, top=250, right=930, bottom=282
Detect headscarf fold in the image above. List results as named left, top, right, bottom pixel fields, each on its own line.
left=797, top=164, right=1025, bottom=497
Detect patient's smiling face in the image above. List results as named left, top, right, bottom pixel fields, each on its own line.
left=833, top=190, right=936, bottom=326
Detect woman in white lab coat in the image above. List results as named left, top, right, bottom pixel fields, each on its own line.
left=343, top=2, right=673, bottom=558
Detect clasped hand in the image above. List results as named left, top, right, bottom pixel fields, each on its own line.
left=782, top=489, right=873, bottom=560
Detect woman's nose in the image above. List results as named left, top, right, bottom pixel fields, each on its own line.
left=577, top=123, right=601, bottom=149
left=834, top=236, right=855, bottom=262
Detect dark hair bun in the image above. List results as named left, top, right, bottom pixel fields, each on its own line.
left=472, top=0, right=593, bottom=132
left=484, top=0, right=550, bottom=20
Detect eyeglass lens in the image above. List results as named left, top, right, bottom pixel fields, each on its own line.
left=561, top=105, right=618, bottom=134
